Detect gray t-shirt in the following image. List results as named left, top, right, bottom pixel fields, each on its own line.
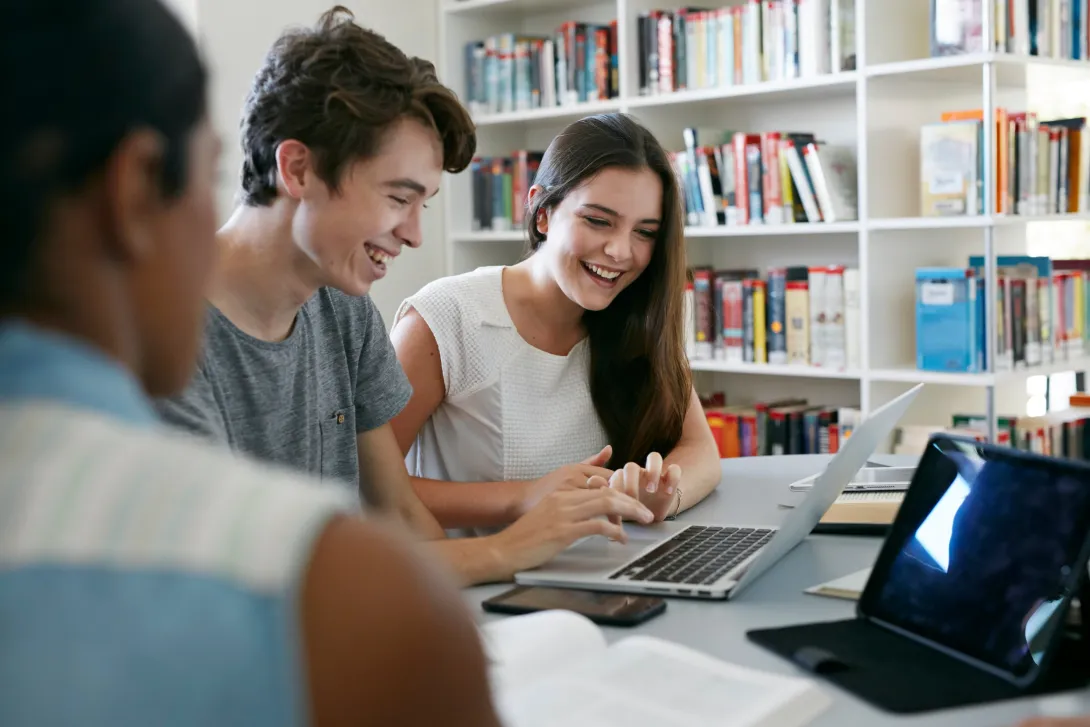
left=155, top=288, right=412, bottom=495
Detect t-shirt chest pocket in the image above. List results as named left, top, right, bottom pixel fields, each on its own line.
left=318, top=406, right=358, bottom=488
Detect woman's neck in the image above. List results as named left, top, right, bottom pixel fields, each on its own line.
left=208, top=204, right=321, bottom=342
left=503, top=257, right=586, bottom=355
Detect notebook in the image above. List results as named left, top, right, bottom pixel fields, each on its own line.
left=482, top=609, right=832, bottom=727
left=804, top=567, right=872, bottom=601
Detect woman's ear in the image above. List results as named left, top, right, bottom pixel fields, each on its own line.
left=535, top=207, right=549, bottom=234
left=527, top=185, right=549, bottom=235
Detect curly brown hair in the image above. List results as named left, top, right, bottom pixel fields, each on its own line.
left=238, top=5, right=476, bottom=206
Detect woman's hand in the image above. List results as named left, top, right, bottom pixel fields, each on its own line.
left=492, top=484, right=655, bottom=575
left=602, top=452, right=682, bottom=522
left=512, top=445, right=616, bottom=520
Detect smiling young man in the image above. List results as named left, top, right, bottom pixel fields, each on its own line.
left=156, top=5, right=655, bottom=586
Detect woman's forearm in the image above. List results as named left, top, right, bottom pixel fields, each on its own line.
left=665, top=443, right=722, bottom=515
left=409, top=476, right=531, bottom=530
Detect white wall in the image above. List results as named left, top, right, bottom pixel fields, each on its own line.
left=190, top=0, right=444, bottom=327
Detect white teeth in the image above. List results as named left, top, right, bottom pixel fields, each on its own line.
left=585, top=262, right=621, bottom=280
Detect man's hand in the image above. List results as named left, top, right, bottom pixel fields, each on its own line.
left=604, top=452, right=682, bottom=522
left=1017, top=719, right=1090, bottom=726
left=511, top=445, right=616, bottom=520
left=492, top=485, right=654, bottom=575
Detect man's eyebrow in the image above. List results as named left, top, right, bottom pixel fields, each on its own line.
left=383, top=178, right=428, bottom=196
left=583, top=202, right=660, bottom=225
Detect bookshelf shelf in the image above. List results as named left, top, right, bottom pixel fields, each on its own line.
left=473, top=99, right=623, bottom=127
left=453, top=223, right=862, bottom=243
left=869, top=213, right=1090, bottom=231
left=439, top=0, right=1090, bottom=449
left=868, top=216, right=994, bottom=230
left=865, top=52, right=1090, bottom=85
left=685, top=222, right=861, bottom=238
left=690, top=360, right=862, bottom=379
left=871, top=358, right=1090, bottom=387
left=625, top=72, right=858, bottom=111
left=443, top=0, right=587, bottom=16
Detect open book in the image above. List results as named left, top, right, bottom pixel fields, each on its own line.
left=481, top=609, right=832, bottom=727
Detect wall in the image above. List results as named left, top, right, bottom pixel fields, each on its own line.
left=186, top=0, right=444, bottom=327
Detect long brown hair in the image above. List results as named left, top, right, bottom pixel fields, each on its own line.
left=524, top=113, right=692, bottom=469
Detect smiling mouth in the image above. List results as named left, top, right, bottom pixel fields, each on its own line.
left=581, top=261, right=623, bottom=282
left=365, top=243, right=394, bottom=267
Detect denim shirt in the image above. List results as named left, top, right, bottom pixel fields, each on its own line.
left=0, top=320, right=346, bottom=727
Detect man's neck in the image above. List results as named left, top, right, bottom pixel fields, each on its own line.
left=210, top=204, right=321, bottom=342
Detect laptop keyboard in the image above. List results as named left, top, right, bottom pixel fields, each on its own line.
left=607, top=526, right=775, bottom=585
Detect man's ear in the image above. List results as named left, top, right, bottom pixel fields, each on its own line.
left=276, top=140, right=313, bottom=200
left=101, top=128, right=167, bottom=264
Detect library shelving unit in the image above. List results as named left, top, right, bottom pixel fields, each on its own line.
left=437, top=0, right=1090, bottom=446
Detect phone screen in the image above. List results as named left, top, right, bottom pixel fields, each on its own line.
left=484, top=587, right=665, bottom=624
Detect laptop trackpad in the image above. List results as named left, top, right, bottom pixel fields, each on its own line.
left=536, top=524, right=685, bottom=575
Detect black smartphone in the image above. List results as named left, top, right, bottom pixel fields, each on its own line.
left=481, top=586, right=666, bottom=627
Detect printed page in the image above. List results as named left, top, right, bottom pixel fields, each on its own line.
left=481, top=610, right=606, bottom=697
left=495, top=635, right=828, bottom=727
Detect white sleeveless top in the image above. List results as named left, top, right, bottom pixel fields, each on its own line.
left=395, top=266, right=610, bottom=488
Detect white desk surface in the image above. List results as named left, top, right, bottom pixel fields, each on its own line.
left=466, top=454, right=1090, bottom=727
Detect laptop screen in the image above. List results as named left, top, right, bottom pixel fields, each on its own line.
left=859, top=435, right=1090, bottom=683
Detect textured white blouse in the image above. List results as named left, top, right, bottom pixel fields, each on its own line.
left=395, top=266, right=610, bottom=492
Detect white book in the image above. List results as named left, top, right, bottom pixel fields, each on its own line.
left=843, top=267, right=861, bottom=370
left=808, top=267, right=827, bottom=367
left=483, top=610, right=832, bottom=727
left=824, top=267, right=847, bottom=370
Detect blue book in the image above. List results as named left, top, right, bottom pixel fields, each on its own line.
left=916, top=267, right=980, bottom=372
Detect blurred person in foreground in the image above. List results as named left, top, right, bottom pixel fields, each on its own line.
left=0, top=1, right=501, bottom=725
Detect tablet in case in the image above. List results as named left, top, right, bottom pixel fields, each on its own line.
left=749, top=434, right=1090, bottom=714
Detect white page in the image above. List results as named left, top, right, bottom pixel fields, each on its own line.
left=482, top=610, right=606, bottom=697
left=496, top=635, right=829, bottom=727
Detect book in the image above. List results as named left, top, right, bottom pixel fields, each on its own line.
left=804, top=566, right=872, bottom=601
left=672, top=128, right=857, bottom=227
left=820, top=491, right=904, bottom=525
left=482, top=609, right=832, bottom=727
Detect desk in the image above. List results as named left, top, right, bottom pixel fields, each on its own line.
left=467, top=454, right=1090, bottom=726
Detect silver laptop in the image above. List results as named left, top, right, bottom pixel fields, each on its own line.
left=514, top=384, right=923, bottom=600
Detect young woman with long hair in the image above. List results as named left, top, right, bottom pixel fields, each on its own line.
left=390, top=112, right=721, bottom=539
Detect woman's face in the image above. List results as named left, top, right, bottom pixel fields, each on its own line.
left=534, top=166, right=662, bottom=312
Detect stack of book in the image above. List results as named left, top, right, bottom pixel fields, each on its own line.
left=636, top=0, right=856, bottom=95
left=932, top=0, right=1090, bottom=60
left=672, top=127, right=858, bottom=227
left=687, top=265, right=861, bottom=370
left=467, top=151, right=543, bottom=232
left=915, top=256, right=1089, bottom=374
left=893, top=402, right=1090, bottom=461
left=463, top=22, right=619, bottom=117
left=700, top=391, right=861, bottom=458
left=920, top=109, right=1090, bottom=217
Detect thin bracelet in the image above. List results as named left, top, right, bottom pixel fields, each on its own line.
left=666, top=488, right=683, bottom=520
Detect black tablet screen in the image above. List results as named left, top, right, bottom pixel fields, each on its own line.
left=863, top=437, right=1090, bottom=681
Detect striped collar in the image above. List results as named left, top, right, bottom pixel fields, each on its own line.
left=0, top=320, right=157, bottom=428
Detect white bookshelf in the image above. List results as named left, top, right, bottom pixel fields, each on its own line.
left=437, top=0, right=1090, bottom=445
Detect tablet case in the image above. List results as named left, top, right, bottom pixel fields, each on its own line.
left=756, top=435, right=1090, bottom=714
left=747, top=614, right=1090, bottom=714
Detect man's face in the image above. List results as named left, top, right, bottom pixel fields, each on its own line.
left=292, top=117, right=442, bottom=296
